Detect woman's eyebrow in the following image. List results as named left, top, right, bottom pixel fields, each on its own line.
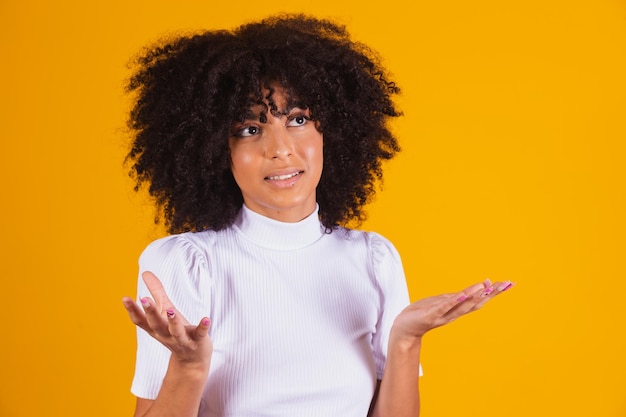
left=239, top=103, right=308, bottom=123
left=241, top=108, right=261, bottom=121
left=236, top=104, right=266, bottom=122
left=273, top=101, right=309, bottom=117
left=238, top=99, right=308, bottom=122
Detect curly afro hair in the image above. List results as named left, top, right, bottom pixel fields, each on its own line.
left=126, top=14, right=401, bottom=233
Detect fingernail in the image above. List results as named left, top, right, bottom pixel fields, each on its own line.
left=202, top=318, right=211, bottom=327
left=497, top=280, right=511, bottom=291
left=483, top=278, right=492, bottom=287
left=501, top=282, right=514, bottom=292
left=482, top=286, right=494, bottom=297
left=166, top=309, right=175, bottom=319
left=140, top=297, right=150, bottom=308
left=457, top=295, right=468, bottom=302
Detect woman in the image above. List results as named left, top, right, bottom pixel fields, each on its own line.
left=121, top=14, right=513, bottom=417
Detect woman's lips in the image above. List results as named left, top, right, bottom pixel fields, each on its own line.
left=264, top=170, right=304, bottom=187
left=265, top=171, right=302, bottom=181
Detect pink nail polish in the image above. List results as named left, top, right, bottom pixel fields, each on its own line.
left=457, top=295, right=468, bottom=302
left=501, top=282, right=514, bottom=291
left=140, top=297, right=150, bottom=307
left=482, top=286, right=494, bottom=297
left=166, top=309, right=175, bottom=319
left=202, top=318, right=211, bottom=327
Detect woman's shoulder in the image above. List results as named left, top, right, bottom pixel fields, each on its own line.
left=139, top=229, right=225, bottom=269
left=331, top=227, right=406, bottom=291
left=331, top=227, right=400, bottom=259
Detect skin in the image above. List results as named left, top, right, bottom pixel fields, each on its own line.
left=122, top=88, right=515, bottom=417
left=123, top=275, right=513, bottom=417
left=228, top=85, right=323, bottom=223
left=370, top=280, right=513, bottom=417
left=122, top=272, right=212, bottom=417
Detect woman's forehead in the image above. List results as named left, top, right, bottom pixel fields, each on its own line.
left=238, top=84, right=307, bottom=121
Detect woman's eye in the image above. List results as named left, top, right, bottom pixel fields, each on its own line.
left=287, top=115, right=309, bottom=127
left=237, top=125, right=260, bottom=137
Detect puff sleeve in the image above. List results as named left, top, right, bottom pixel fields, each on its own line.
left=368, top=233, right=411, bottom=379
left=130, top=234, right=212, bottom=399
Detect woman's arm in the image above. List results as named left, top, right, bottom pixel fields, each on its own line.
left=371, top=280, right=514, bottom=417
left=122, top=271, right=213, bottom=417
left=130, top=356, right=209, bottom=417
left=370, top=334, right=422, bottom=417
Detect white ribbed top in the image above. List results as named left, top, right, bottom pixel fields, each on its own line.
left=131, top=205, right=410, bottom=417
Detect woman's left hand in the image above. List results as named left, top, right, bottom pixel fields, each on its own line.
left=392, top=279, right=514, bottom=341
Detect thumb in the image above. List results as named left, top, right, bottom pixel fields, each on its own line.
left=193, top=317, right=212, bottom=340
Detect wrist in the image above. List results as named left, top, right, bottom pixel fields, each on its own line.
left=389, top=328, right=423, bottom=353
left=168, top=355, right=211, bottom=378
left=390, top=315, right=427, bottom=348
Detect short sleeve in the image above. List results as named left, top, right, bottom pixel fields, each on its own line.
left=368, top=233, right=411, bottom=379
left=130, top=234, right=212, bottom=399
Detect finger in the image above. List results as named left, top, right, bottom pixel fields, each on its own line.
left=433, top=282, right=487, bottom=320
left=192, top=317, right=212, bottom=341
left=426, top=293, right=463, bottom=319
left=142, top=271, right=194, bottom=328
left=456, top=282, right=487, bottom=301
left=164, top=307, right=188, bottom=339
left=496, top=280, right=515, bottom=293
left=122, top=296, right=149, bottom=329
left=139, top=296, right=170, bottom=337
left=472, top=280, right=515, bottom=310
left=142, top=271, right=174, bottom=312
left=479, top=278, right=514, bottom=297
left=443, top=285, right=486, bottom=319
left=439, top=281, right=487, bottom=311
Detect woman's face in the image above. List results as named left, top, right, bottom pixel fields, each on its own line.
left=228, top=86, right=323, bottom=222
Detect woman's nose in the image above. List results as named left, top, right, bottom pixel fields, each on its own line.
left=265, top=125, right=293, bottom=159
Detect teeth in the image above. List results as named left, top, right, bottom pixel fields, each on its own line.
left=267, top=172, right=300, bottom=180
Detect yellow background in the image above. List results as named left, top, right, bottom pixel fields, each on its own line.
left=1, top=0, right=624, bottom=416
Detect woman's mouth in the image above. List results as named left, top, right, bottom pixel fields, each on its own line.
left=265, top=171, right=302, bottom=181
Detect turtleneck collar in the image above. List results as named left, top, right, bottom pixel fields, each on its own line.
left=232, top=204, right=326, bottom=250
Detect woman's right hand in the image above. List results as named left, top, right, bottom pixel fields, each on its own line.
left=122, top=271, right=213, bottom=371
